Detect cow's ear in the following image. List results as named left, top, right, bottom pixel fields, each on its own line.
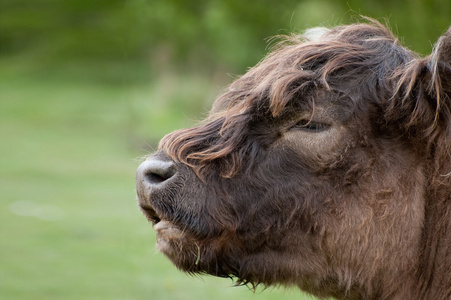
left=389, top=27, right=451, bottom=171
left=423, top=27, right=451, bottom=157
left=429, top=27, right=451, bottom=112
left=427, top=27, right=451, bottom=176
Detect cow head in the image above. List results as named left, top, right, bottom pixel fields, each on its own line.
left=136, top=20, right=451, bottom=299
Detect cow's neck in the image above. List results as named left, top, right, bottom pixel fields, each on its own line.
left=417, top=172, right=451, bottom=300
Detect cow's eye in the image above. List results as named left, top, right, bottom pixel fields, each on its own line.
left=293, top=120, right=331, bottom=132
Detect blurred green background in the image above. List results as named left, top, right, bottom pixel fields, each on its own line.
left=0, top=0, right=449, bottom=299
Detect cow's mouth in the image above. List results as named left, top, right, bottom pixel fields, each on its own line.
left=139, top=204, right=161, bottom=224
left=139, top=204, right=184, bottom=254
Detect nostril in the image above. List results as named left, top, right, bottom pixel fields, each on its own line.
left=138, top=158, right=176, bottom=187
left=145, top=167, right=175, bottom=184
left=145, top=173, right=167, bottom=184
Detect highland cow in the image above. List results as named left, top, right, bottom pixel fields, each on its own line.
left=136, top=20, right=451, bottom=300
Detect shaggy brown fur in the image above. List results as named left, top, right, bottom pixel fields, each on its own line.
left=136, top=19, right=451, bottom=300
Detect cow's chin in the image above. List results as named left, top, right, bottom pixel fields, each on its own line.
left=153, top=221, right=207, bottom=275
left=154, top=220, right=184, bottom=255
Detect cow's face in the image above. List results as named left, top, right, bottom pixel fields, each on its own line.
left=136, top=22, right=451, bottom=299
left=136, top=83, right=425, bottom=295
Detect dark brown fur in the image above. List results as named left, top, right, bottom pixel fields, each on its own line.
left=136, top=20, right=451, bottom=299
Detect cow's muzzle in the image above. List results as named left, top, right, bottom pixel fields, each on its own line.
left=136, top=154, right=177, bottom=223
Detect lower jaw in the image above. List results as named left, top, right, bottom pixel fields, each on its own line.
left=155, top=237, right=172, bottom=253
left=154, top=220, right=183, bottom=255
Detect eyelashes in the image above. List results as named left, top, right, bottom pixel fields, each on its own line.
left=292, top=119, right=331, bottom=132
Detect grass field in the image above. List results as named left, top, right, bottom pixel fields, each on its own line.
left=0, top=63, right=314, bottom=300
